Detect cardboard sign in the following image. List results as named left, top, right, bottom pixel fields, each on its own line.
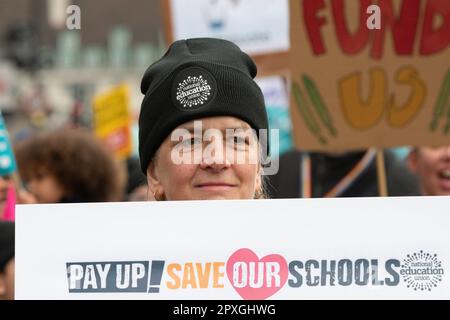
left=92, top=84, right=132, bottom=158
left=169, top=0, right=289, bottom=55
left=15, top=197, right=450, bottom=299
left=289, top=0, right=450, bottom=150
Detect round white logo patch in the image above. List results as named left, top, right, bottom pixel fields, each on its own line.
left=172, top=67, right=217, bottom=111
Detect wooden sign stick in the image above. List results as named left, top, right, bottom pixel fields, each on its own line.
left=376, top=148, right=388, bottom=197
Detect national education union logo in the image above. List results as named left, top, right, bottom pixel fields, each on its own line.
left=172, top=66, right=217, bottom=111
left=176, top=75, right=211, bottom=108
left=400, top=250, right=444, bottom=291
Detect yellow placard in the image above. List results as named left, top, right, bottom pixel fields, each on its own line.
left=92, top=84, right=132, bottom=158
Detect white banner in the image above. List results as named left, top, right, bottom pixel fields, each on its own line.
left=170, top=0, right=289, bottom=55
left=16, top=197, right=450, bottom=299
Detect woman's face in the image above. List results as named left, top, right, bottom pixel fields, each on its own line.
left=408, top=146, right=450, bottom=196
left=147, top=116, right=262, bottom=200
left=0, top=177, right=10, bottom=216
left=26, top=173, right=65, bottom=203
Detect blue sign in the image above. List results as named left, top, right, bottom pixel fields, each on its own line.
left=0, top=113, right=17, bottom=176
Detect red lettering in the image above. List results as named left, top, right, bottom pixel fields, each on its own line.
left=331, top=0, right=370, bottom=55
left=420, top=0, right=450, bottom=55
left=371, top=0, right=421, bottom=59
left=301, top=0, right=449, bottom=58
left=304, top=0, right=328, bottom=55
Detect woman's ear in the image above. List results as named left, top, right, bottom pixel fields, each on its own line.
left=146, top=162, right=164, bottom=200
left=0, top=274, right=6, bottom=298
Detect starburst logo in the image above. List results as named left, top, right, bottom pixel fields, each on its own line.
left=176, top=75, right=212, bottom=108
left=400, top=251, right=444, bottom=291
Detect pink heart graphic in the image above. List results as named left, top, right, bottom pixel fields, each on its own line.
left=226, top=248, right=288, bottom=300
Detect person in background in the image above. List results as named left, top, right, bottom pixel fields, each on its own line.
left=125, top=157, right=152, bottom=201
left=0, top=221, right=14, bottom=300
left=14, top=128, right=126, bottom=203
left=0, top=177, right=10, bottom=218
left=267, top=148, right=421, bottom=198
left=407, top=146, right=450, bottom=196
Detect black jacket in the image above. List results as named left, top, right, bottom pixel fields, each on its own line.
left=266, top=149, right=421, bottom=198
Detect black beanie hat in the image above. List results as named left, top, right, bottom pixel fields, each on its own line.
left=138, top=38, right=268, bottom=174
left=0, top=221, right=14, bottom=272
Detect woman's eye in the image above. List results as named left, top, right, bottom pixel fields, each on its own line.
left=234, top=136, right=245, bottom=144
left=181, top=137, right=202, bottom=149
left=229, top=136, right=248, bottom=149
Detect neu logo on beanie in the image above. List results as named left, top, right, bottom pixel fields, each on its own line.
left=171, top=66, right=217, bottom=111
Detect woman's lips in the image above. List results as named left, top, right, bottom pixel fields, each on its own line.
left=439, top=170, right=450, bottom=179
left=437, top=169, right=450, bottom=191
left=195, top=183, right=237, bottom=191
left=437, top=176, right=450, bottom=192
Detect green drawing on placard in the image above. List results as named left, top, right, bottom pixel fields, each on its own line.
left=292, top=81, right=327, bottom=145
left=430, top=69, right=450, bottom=132
left=303, top=74, right=337, bottom=137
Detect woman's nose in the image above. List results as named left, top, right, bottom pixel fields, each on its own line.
left=199, top=141, right=231, bottom=171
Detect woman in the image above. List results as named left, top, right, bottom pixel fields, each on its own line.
left=138, top=38, right=269, bottom=200
left=14, top=128, right=126, bottom=203
left=407, top=146, right=450, bottom=196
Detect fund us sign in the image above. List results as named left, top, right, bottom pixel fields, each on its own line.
left=289, top=0, right=450, bottom=150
